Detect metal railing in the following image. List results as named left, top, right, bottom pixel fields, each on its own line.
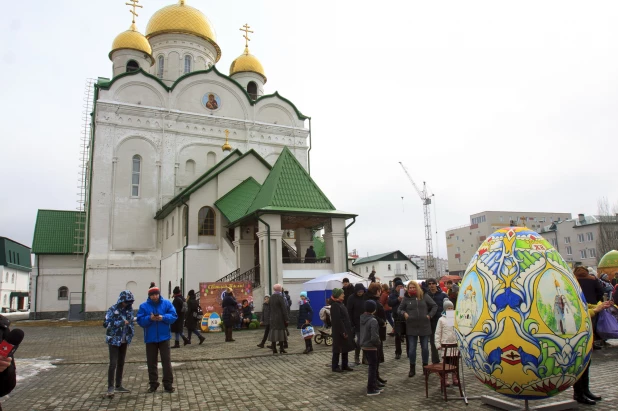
left=216, top=266, right=261, bottom=288
left=282, top=239, right=298, bottom=258
left=216, top=268, right=240, bottom=283
left=283, top=257, right=331, bottom=264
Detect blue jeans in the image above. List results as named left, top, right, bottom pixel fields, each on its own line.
left=174, top=332, right=185, bottom=341
left=407, top=335, right=429, bottom=365
left=385, top=311, right=395, bottom=328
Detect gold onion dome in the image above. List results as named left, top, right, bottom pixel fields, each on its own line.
left=145, top=0, right=221, bottom=62
left=110, top=23, right=154, bottom=64
left=229, top=47, right=267, bottom=83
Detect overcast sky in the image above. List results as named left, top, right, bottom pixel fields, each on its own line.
left=1, top=0, right=617, bottom=258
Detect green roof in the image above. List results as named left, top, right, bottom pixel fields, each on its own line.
left=32, top=210, right=85, bottom=255
left=352, top=250, right=419, bottom=269
left=246, top=147, right=336, bottom=215
left=156, top=149, right=271, bottom=220
left=215, top=177, right=262, bottom=222
left=0, top=237, right=31, bottom=270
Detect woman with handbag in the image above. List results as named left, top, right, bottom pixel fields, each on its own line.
left=221, top=288, right=238, bottom=342
left=397, top=280, right=438, bottom=378
left=185, top=290, right=205, bottom=345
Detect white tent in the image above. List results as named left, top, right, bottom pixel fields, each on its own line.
left=303, top=272, right=367, bottom=292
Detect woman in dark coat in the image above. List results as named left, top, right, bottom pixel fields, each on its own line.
left=171, top=286, right=189, bottom=348
left=257, top=295, right=271, bottom=348
left=330, top=288, right=355, bottom=372
left=185, top=289, right=205, bottom=345
left=397, top=280, right=438, bottom=377
left=269, top=285, right=290, bottom=354
left=297, top=291, right=313, bottom=328
left=221, top=288, right=238, bottom=342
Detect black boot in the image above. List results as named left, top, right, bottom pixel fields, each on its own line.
left=198, top=335, right=205, bottom=345
left=279, top=342, right=287, bottom=354
left=409, top=364, right=415, bottom=377
left=584, top=390, right=601, bottom=401
left=573, top=393, right=596, bottom=405
left=182, top=335, right=191, bottom=346
left=171, top=340, right=180, bottom=349
left=303, top=339, right=311, bottom=354
left=377, top=376, right=387, bottom=384
left=257, top=342, right=265, bottom=348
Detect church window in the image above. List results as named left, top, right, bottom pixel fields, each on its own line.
left=166, top=220, right=169, bottom=239
left=207, top=152, right=216, bottom=168
left=186, top=159, right=195, bottom=175
left=131, top=155, right=141, bottom=197
left=11, top=274, right=14, bottom=283
left=182, top=206, right=188, bottom=238
left=198, top=206, right=216, bottom=236
left=126, top=60, right=140, bottom=72
left=247, top=81, right=258, bottom=100
left=388, top=264, right=391, bottom=271
left=184, top=55, right=192, bottom=74
left=157, top=56, right=164, bottom=78
left=58, top=286, right=68, bottom=300
left=365, top=267, right=368, bottom=273
left=171, top=216, right=175, bottom=236
left=405, top=264, right=408, bottom=270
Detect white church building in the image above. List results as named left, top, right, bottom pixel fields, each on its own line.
left=31, top=0, right=356, bottom=319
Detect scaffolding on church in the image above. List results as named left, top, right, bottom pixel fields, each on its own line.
left=75, top=78, right=95, bottom=255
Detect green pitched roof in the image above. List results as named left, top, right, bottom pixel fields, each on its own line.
left=352, top=250, right=419, bottom=269
left=156, top=149, right=271, bottom=220
left=32, top=210, right=85, bottom=255
left=215, top=177, right=262, bottom=222
left=246, top=147, right=336, bottom=215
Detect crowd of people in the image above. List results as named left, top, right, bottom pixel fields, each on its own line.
left=98, top=266, right=618, bottom=401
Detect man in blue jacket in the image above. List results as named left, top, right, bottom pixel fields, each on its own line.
left=137, top=285, right=178, bottom=393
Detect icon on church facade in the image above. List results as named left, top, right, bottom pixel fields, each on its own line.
left=202, top=93, right=221, bottom=110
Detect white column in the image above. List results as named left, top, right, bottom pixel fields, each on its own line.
left=234, top=226, right=256, bottom=274
left=323, top=218, right=347, bottom=273
left=257, top=214, right=283, bottom=291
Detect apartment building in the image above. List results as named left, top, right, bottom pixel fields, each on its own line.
left=540, top=214, right=618, bottom=270
left=408, top=255, right=448, bottom=279
left=445, top=211, right=572, bottom=275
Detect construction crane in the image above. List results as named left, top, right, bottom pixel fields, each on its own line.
left=399, top=162, right=436, bottom=278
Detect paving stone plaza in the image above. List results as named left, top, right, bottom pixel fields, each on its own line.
left=2, top=323, right=616, bottom=411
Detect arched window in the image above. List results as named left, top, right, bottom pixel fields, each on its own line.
left=157, top=55, right=164, bottom=78
left=166, top=220, right=169, bottom=239
left=365, top=267, right=368, bottom=273
left=58, top=286, right=68, bottom=300
left=131, top=155, right=141, bottom=197
left=182, top=206, right=188, bottom=237
left=186, top=159, right=195, bottom=175
left=11, top=274, right=14, bottom=283
left=247, top=81, right=258, bottom=100
left=206, top=152, right=216, bottom=168
left=405, top=264, right=408, bottom=270
left=171, top=216, right=175, bottom=236
left=388, top=264, right=391, bottom=271
left=126, top=60, right=140, bottom=72
left=184, top=55, right=192, bottom=74
left=198, top=206, right=215, bottom=236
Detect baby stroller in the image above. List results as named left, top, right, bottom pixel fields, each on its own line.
left=314, top=305, right=333, bottom=346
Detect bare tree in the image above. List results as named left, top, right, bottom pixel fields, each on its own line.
left=596, top=197, right=618, bottom=263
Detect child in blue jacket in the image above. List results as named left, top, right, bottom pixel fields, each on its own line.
left=104, top=290, right=135, bottom=397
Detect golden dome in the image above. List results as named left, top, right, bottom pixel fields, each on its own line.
left=110, top=23, right=154, bottom=65
left=229, top=47, right=267, bottom=83
left=145, top=0, right=220, bottom=62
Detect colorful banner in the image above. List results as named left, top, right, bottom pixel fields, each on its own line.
left=198, top=281, right=253, bottom=317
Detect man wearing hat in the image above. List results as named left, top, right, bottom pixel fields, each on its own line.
left=137, top=284, right=178, bottom=393
left=170, top=286, right=190, bottom=349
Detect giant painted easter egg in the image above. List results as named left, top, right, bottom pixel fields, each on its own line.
left=455, top=227, right=592, bottom=399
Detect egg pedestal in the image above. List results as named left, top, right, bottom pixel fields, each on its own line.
left=455, top=227, right=591, bottom=409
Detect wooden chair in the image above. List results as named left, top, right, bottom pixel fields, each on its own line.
left=423, top=343, right=463, bottom=401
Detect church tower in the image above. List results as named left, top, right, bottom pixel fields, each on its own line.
left=145, top=0, right=221, bottom=85
left=109, top=0, right=154, bottom=77
left=229, top=24, right=267, bottom=99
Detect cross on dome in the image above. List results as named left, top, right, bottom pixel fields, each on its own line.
left=240, top=23, right=254, bottom=49
left=126, top=0, right=143, bottom=25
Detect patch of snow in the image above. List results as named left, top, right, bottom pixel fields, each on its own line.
left=15, top=357, right=60, bottom=382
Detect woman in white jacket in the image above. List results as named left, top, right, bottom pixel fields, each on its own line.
left=434, top=300, right=458, bottom=386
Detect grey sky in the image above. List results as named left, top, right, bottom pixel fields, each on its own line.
left=1, top=1, right=617, bottom=259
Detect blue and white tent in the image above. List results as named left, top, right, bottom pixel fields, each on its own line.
left=303, top=272, right=367, bottom=326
